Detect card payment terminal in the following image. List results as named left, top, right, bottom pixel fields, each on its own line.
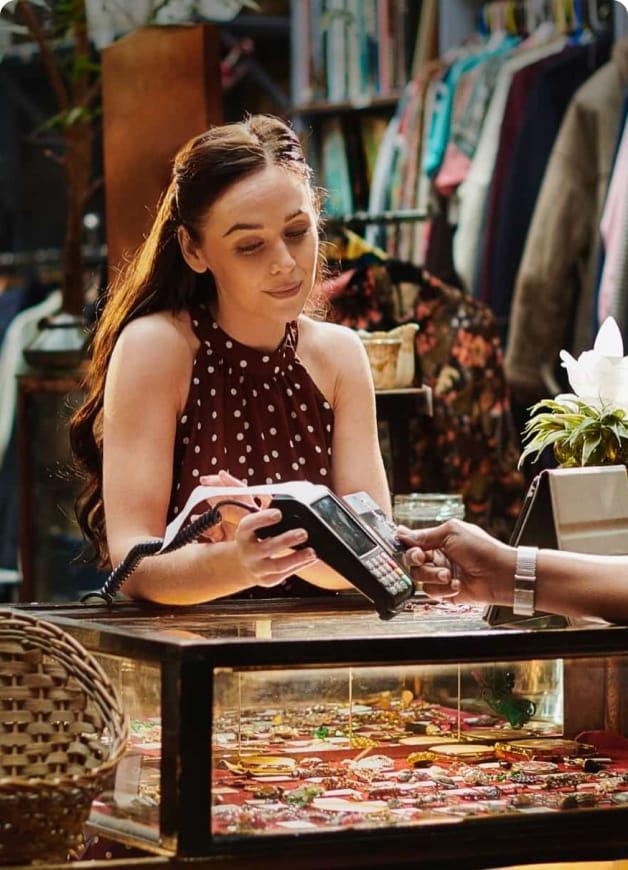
left=257, top=483, right=415, bottom=619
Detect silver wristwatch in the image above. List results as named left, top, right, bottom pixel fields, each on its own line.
left=512, top=545, right=538, bottom=617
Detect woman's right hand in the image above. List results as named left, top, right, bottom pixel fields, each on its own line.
left=235, top=508, right=318, bottom=588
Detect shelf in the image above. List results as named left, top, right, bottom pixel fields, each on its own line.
left=292, top=92, right=402, bottom=117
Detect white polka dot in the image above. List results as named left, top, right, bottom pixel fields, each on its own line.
left=246, top=445, right=252, bottom=453
left=197, top=399, right=201, bottom=407
left=193, top=319, right=199, bottom=327
left=295, top=383, right=301, bottom=390
left=300, top=403, right=308, bottom=412
left=236, top=433, right=244, bottom=441
left=327, top=447, right=332, bottom=455
left=224, top=446, right=228, bottom=453
left=176, top=482, right=181, bottom=490
left=230, top=387, right=237, bottom=396
left=298, top=457, right=306, bottom=465
left=194, top=445, right=200, bottom=454
left=244, top=422, right=250, bottom=430
left=239, top=376, right=244, bottom=384
left=263, top=455, right=270, bottom=462
left=261, top=433, right=265, bottom=440
left=174, top=506, right=179, bottom=514
left=198, top=421, right=203, bottom=429
left=240, top=360, right=247, bottom=368
left=266, top=477, right=273, bottom=484
left=289, top=439, right=294, bottom=448
left=323, top=401, right=331, bottom=409
left=211, top=433, right=218, bottom=442
left=275, top=472, right=282, bottom=480
left=320, top=468, right=328, bottom=476
left=211, top=412, right=217, bottom=420
left=263, top=382, right=270, bottom=390
left=228, top=368, right=233, bottom=375
left=295, top=434, right=302, bottom=442
left=315, top=445, right=322, bottom=453
left=307, top=425, right=314, bottom=433
left=286, top=388, right=293, bottom=396
left=326, top=424, right=331, bottom=432
left=183, top=437, right=190, bottom=445
left=292, top=462, right=299, bottom=471
left=290, top=411, right=297, bottom=419
left=274, top=366, right=280, bottom=374
left=210, top=388, right=216, bottom=396
left=268, top=404, right=275, bottom=412
left=248, top=468, right=255, bottom=476
left=181, top=415, right=188, bottom=424
left=271, top=450, right=279, bottom=458
left=192, top=469, right=200, bottom=477
left=242, top=399, right=247, bottom=407
left=262, top=355, right=270, bottom=363
left=193, top=377, right=199, bottom=385
left=225, top=340, right=233, bottom=349
left=234, top=409, right=241, bottom=418
left=208, top=366, right=214, bottom=373
left=212, top=322, right=218, bottom=329
left=252, top=389, right=258, bottom=398
left=269, top=427, right=277, bottom=435
left=239, top=456, right=246, bottom=464
left=288, top=364, right=293, bottom=371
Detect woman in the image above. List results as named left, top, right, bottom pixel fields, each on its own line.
left=399, top=521, right=628, bottom=623
left=71, top=115, right=390, bottom=605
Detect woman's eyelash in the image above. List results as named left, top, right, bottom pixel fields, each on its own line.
left=236, top=227, right=308, bottom=254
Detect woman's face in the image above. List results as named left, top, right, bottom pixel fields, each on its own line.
left=180, top=164, right=319, bottom=327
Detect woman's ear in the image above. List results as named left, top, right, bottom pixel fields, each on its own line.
left=177, top=226, right=208, bottom=274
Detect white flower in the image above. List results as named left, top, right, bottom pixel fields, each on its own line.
left=558, top=318, right=628, bottom=411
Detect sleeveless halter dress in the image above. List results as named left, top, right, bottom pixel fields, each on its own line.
left=169, top=303, right=336, bottom=598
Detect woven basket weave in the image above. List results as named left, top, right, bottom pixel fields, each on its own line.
left=0, top=609, right=128, bottom=865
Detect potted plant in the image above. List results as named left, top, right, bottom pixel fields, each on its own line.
left=1, top=0, right=102, bottom=366
left=520, top=318, right=628, bottom=469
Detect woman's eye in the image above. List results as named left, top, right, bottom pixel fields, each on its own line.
left=236, top=242, right=263, bottom=255
left=285, top=227, right=308, bottom=241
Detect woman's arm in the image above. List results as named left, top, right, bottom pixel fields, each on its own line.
left=296, top=323, right=392, bottom=591
left=399, top=521, right=628, bottom=624
left=103, top=315, right=315, bottom=604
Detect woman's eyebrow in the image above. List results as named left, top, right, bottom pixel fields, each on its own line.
left=223, top=209, right=306, bottom=238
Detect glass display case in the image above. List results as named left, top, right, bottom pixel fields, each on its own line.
left=22, top=595, right=628, bottom=868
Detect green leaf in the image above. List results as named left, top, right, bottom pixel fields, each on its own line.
left=581, top=434, right=602, bottom=465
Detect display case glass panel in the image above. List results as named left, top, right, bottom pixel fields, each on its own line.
left=18, top=600, right=628, bottom=866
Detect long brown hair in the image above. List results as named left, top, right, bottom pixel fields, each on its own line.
left=70, top=115, right=323, bottom=566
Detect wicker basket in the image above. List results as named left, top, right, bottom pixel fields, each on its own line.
left=0, top=609, right=128, bottom=865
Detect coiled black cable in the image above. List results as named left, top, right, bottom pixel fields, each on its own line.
left=80, top=499, right=259, bottom=605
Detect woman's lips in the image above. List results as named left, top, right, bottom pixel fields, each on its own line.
left=265, top=282, right=302, bottom=299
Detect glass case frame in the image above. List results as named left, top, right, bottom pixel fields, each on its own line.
left=19, top=595, right=628, bottom=868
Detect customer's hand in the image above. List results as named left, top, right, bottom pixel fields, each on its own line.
left=397, top=520, right=515, bottom=605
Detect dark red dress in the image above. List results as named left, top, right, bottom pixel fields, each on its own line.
left=169, top=303, right=336, bottom=597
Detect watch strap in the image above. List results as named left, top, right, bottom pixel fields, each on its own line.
left=513, top=545, right=538, bottom=617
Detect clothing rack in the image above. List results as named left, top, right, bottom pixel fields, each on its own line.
left=478, top=0, right=610, bottom=35
left=324, top=209, right=429, bottom=230
left=0, top=244, right=107, bottom=269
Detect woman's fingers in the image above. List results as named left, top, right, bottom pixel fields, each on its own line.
left=255, top=548, right=318, bottom=585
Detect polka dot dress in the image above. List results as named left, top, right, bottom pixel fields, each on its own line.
left=168, top=305, right=335, bottom=598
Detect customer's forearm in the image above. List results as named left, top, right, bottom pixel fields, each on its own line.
left=491, top=547, right=628, bottom=624
left=121, top=540, right=255, bottom=605
left=535, top=550, right=628, bottom=623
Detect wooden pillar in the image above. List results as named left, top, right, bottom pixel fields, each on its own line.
left=102, top=24, right=223, bottom=274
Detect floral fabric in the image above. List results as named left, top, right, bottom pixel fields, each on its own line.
left=325, top=261, right=525, bottom=540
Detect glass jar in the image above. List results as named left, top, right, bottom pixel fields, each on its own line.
left=393, top=493, right=465, bottom=529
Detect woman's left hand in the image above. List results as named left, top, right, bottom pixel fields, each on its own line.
left=193, top=470, right=270, bottom=542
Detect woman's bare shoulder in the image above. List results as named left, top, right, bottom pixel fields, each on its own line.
left=108, top=311, right=197, bottom=410
left=298, top=316, right=363, bottom=359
